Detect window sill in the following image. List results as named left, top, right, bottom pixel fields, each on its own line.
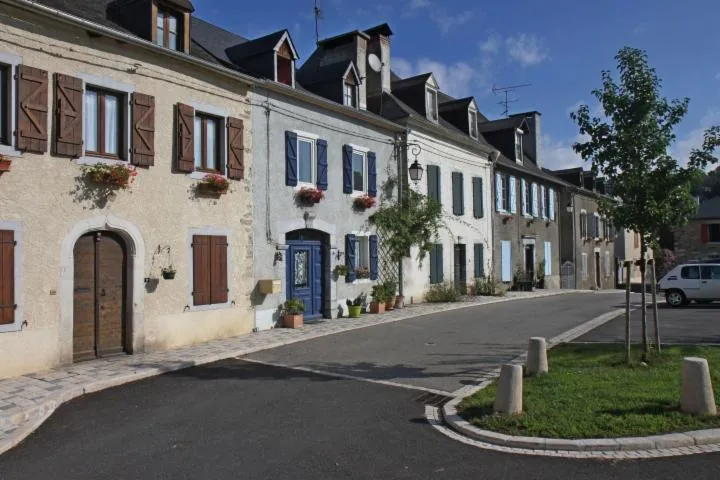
left=76, top=156, right=128, bottom=166
left=0, top=145, right=22, bottom=158
left=190, top=170, right=226, bottom=180
left=0, top=322, right=23, bottom=334
left=294, top=182, right=319, bottom=191
left=186, top=301, right=233, bottom=313
left=350, top=191, right=369, bottom=198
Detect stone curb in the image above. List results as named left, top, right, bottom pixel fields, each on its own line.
left=439, top=309, right=720, bottom=457
left=0, top=289, right=585, bottom=455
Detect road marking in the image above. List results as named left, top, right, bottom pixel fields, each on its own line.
left=239, top=357, right=454, bottom=397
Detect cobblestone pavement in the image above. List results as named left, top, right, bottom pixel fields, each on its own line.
left=0, top=289, right=582, bottom=455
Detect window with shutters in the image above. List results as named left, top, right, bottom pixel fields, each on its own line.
left=190, top=231, right=230, bottom=309
left=84, top=87, right=124, bottom=159
left=193, top=113, right=221, bottom=172
left=296, top=135, right=316, bottom=185
left=0, top=222, right=21, bottom=333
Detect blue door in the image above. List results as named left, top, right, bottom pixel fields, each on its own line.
left=287, top=241, right=323, bottom=319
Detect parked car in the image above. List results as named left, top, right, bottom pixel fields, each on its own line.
left=658, top=262, right=720, bottom=307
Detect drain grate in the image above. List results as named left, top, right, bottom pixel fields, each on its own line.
left=413, top=392, right=453, bottom=407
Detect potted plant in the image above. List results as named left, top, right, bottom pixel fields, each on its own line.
left=355, top=266, right=371, bottom=279
left=197, top=174, right=229, bottom=195
left=280, top=298, right=305, bottom=328
left=295, top=187, right=324, bottom=205
left=383, top=279, right=397, bottom=311
left=0, top=155, right=11, bottom=173
left=333, top=264, right=348, bottom=280
left=353, top=195, right=376, bottom=211
left=346, top=292, right=366, bottom=318
left=536, top=261, right=545, bottom=289
left=369, top=284, right=387, bottom=314
left=161, top=266, right=176, bottom=280
left=84, top=163, right=137, bottom=189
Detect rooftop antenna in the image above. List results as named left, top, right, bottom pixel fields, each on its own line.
left=492, top=83, right=531, bottom=117
left=314, top=0, right=323, bottom=45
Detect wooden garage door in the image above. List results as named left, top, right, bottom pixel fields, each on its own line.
left=73, top=232, right=126, bottom=362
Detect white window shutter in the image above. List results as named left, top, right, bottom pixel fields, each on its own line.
left=544, top=242, right=552, bottom=276
left=509, top=176, right=517, bottom=214
left=521, top=180, right=528, bottom=216
left=549, top=189, right=555, bottom=220
left=501, top=241, right=512, bottom=282
left=531, top=183, right=538, bottom=217
left=495, top=173, right=503, bottom=211
left=540, top=185, right=546, bottom=219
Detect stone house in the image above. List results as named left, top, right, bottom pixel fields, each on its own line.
left=552, top=168, right=617, bottom=290
left=673, top=196, right=720, bottom=264
left=481, top=113, right=563, bottom=289
left=0, top=0, right=256, bottom=378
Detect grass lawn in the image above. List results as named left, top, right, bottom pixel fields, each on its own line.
left=457, top=344, right=720, bottom=439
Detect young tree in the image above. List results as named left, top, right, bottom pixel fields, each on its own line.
left=571, top=47, right=718, bottom=362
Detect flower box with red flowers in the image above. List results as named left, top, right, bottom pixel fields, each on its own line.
left=197, top=174, right=230, bottom=195
left=353, top=195, right=376, bottom=210
left=85, top=163, right=137, bottom=189
left=295, top=187, right=325, bottom=205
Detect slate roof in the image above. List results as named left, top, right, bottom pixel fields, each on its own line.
left=477, top=116, right=525, bottom=133
left=189, top=17, right=249, bottom=67
left=696, top=196, right=720, bottom=220
left=225, top=30, right=288, bottom=61
left=391, top=73, right=433, bottom=91
left=296, top=60, right=354, bottom=87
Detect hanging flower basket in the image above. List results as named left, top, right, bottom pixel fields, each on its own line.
left=84, top=163, right=137, bottom=189
left=197, top=174, right=229, bottom=195
left=295, top=187, right=324, bottom=205
left=353, top=195, right=376, bottom=210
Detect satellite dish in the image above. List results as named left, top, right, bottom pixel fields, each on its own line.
left=368, top=53, right=382, bottom=73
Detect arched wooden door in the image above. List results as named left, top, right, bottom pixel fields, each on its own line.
left=73, top=231, right=127, bottom=362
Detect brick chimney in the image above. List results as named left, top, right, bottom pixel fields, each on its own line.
left=364, top=24, right=393, bottom=95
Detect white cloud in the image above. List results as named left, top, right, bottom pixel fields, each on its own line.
left=434, top=10, right=474, bottom=34
left=671, top=108, right=720, bottom=166
left=392, top=58, right=477, bottom=98
left=409, top=0, right=430, bottom=8
left=479, top=33, right=501, bottom=55
left=506, top=34, right=549, bottom=67
left=540, top=134, right=589, bottom=171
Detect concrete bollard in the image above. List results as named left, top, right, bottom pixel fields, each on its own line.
left=494, top=364, right=523, bottom=414
left=681, top=357, right=717, bottom=416
left=526, top=337, right=548, bottom=376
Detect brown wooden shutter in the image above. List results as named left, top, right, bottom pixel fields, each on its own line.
left=132, top=93, right=155, bottom=167
left=177, top=103, right=194, bottom=172
left=53, top=74, right=83, bottom=158
left=0, top=230, right=15, bottom=326
left=192, top=235, right=211, bottom=306
left=210, top=236, right=228, bottom=304
left=227, top=117, right=244, bottom=180
left=17, top=65, right=49, bottom=153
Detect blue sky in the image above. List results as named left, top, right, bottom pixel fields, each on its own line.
left=194, top=0, right=720, bottom=170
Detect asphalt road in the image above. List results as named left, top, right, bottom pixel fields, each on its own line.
left=245, top=292, right=627, bottom=393
left=1, top=360, right=720, bottom=480
left=576, top=302, right=720, bottom=344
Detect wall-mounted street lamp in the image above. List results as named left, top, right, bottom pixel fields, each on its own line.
left=566, top=201, right=574, bottom=214
left=408, top=145, right=424, bottom=184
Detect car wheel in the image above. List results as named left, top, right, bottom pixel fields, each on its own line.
left=666, top=290, right=685, bottom=308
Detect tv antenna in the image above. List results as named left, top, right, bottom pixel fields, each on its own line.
left=492, top=83, right=531, bottom=116
left=314, top=0, right=323, bottom=45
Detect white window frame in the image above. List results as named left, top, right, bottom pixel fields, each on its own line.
left=77, top=74, right=134, bottom=166
left=349, top=143, right=369, bottom=196
left=351, top=230, right=372, bottom=284
left=580, top=209, right=588, bottom=239
left=273, top=32, right=297, bottom=88
left=468, top=108, right=478, bottom=139
left=292, top=129, right=319, bottom=188
left=343, top=82, right=357, bottom=108
left=0, top=220, right=23, bottom=333
left=498, top=173, right=507, bottom=211
left=0, top=52, right=22, bottom=158
left=186, top=227, right=233, bottom=312
left=515, top=129, right=523, bottom=164
left=426, top=86, right=438, bottom=123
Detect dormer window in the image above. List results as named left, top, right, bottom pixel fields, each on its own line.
left=275, top=38, right=296, bottom=87
left=468, top=109, right=478, bottom=139
left=341, top=63, right=360, bottom=109
left=156, top=8, right=179, bottom=50
left=515, top=129, right=523, bottom=163
left=344, top=83, right=357, bottom=108
left=426, top=87, right=438, bottom=122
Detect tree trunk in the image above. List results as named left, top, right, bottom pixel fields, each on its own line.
left=625, top=260, right=632, bottom=365
left=640, top=233, right=649, bottom=362
left=651, top=257, right=661, bottom=352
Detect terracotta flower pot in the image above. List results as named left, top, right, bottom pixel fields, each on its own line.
left=348, top=305, right=362, bottom=318
left=385, top=297, right=396, bottom=311
left=282, top=314, right=303, bottom=329
left=0, top=159, right=11, bottom=172
left=369, top=301, right=385, bottom=314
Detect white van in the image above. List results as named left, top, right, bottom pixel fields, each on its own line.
left=658, top=262, right=720, bottom=307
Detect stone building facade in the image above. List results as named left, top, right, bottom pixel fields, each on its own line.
left=673, top=196, right=720, bottom=263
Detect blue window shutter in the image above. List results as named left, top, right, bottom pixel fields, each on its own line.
left=495, top=173, right=503, bottom=211
left=452, top=172, right=463, bottom=215
left=509, top=176, right=517, bottom=214
left=544, top=242, right=552, bottom=276
left=474, top=243, right=484, bottom=278
left=345, top=234, right=357, bottom=282
left=437, top=244, right=444, bottom=283
left=501, top=240, right=512, bottom=282
left=316, top=139, right=328, bottom=190
left=521, top=180, right=528, bottom=215
left=367, top=151, right=377, bottom=197
left=342, top=145, right=353, bottom=194
left=285, top=131, right=298, bottom=186
left=369, top=235, right=379, bottom=280
left=472, top=177, right=483, bottom=218
left=427, top=165, right=441, bottom=203
left=430, top=244, right=443, bottom=283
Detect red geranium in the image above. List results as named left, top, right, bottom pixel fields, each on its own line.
left=296, top=187, right=325, bottom=204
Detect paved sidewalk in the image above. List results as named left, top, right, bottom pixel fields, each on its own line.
left=0, top=289, right=586, bottom=454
